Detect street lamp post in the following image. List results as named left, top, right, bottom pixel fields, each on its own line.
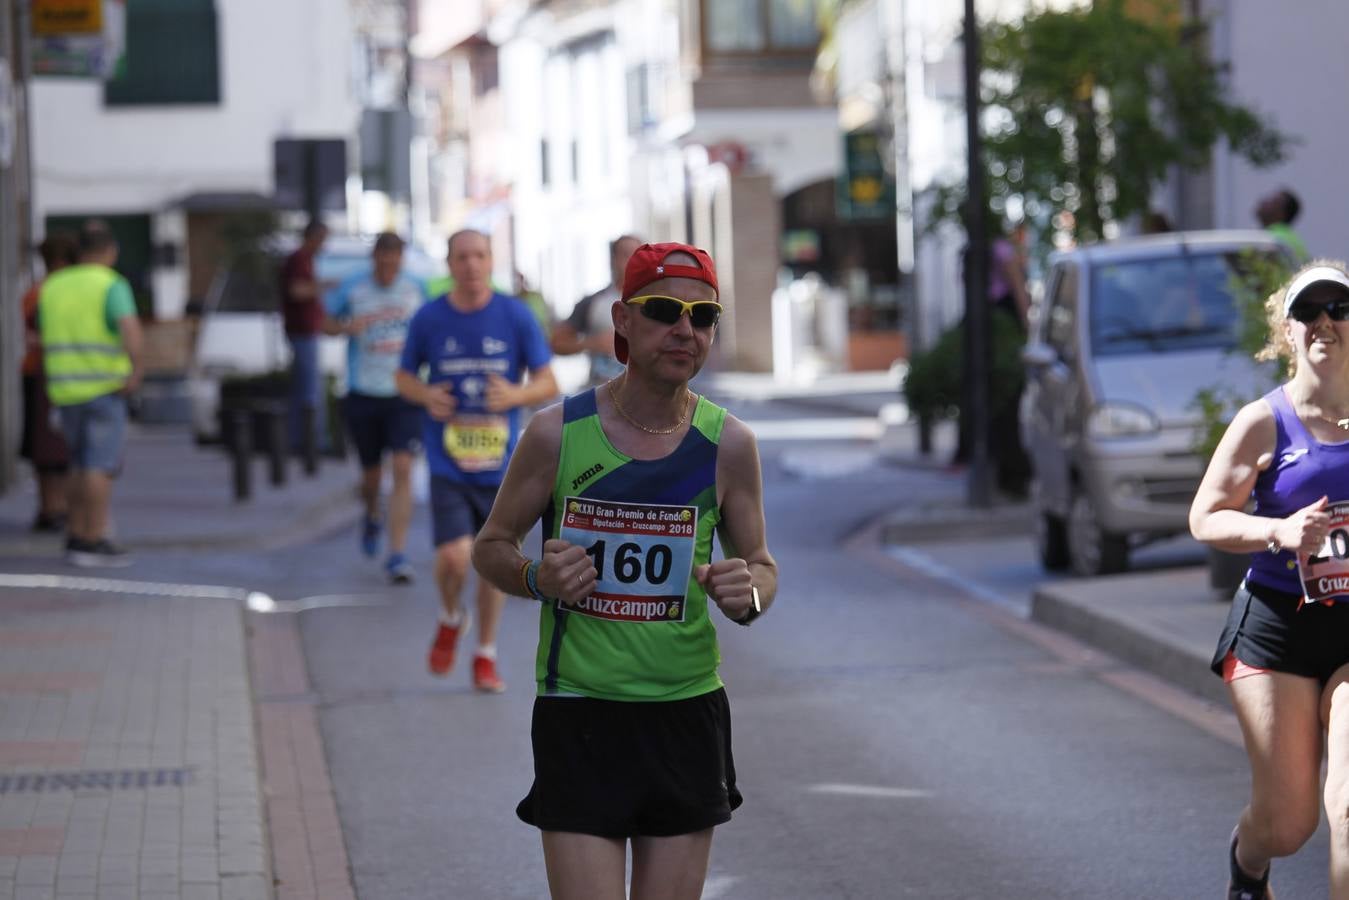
left=962, top=0, right=993, bottom=507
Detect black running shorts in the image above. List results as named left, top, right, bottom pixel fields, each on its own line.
left=1211, top=579, right=1349, bottom=685
left=342, top=392, right=421, bottom=468
left=516, top=687, right=742, bottom=839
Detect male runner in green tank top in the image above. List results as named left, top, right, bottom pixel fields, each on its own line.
left=474, top=242, right=777, bottom=899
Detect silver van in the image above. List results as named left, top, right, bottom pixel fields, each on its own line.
left=1020, top=231, right=1284, bottom=576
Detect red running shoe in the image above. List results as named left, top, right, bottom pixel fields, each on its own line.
left=427, top=614, right=469, bottom=677
left=472, top=654, right=506, bottom=693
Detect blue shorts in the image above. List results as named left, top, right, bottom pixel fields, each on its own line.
left=343, top=392, right=422, bottom=468
left=429, top=476, right=498, bottom=546
left=57, top=392, right=127, bottom=474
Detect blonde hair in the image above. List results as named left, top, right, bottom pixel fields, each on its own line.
left=1256, top=258, right=1349, bottom=376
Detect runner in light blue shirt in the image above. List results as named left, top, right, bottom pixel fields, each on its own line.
left=323, top=232, right=427, bottom=583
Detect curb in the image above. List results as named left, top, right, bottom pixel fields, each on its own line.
left=1030, top=580, right=1227, bottom=707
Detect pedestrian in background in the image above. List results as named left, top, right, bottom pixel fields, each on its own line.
left=281, top=220, right=331, bottom=454
left=1255, top=187, right=1309, bottom=264
left=1191, top=261, right=1349, bottom=900
left=324, top=231, right=425, bottom=584
left=473, top=241, right=777, bottom=899
left=38, top=221, right=144, bottom=567
left=550, top=234, right=641, bottom=387
left=395, top=229, right=557, bottom=692
left=20, top=232, right=78, bottom=533
left=514, top=269, right=553, bottom=338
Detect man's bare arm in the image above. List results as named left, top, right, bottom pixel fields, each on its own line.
left=472, top=405, right=565, bottom=595
left=484, top=365, right=559, bottom=413
left=702, top=415, right=778, bottom=621
left=117, top=314, right=145, bottom=393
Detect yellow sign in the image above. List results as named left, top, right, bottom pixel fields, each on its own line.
left=32, top=0, right=103, bottom=37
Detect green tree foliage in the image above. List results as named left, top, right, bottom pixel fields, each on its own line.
left=1191, top=251, right=1293, bottom=459
left=902, top=312, right=1027, bottom=424
left=935, top=0, right=1290, bottom=244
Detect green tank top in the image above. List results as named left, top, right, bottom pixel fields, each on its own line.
left=537, top=388, right=726, bottom=701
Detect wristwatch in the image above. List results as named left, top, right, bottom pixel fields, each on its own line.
left=734, top=586, right=762, bottom=626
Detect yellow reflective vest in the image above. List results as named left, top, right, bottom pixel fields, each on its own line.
left=38, top=265, right=132, bottom=406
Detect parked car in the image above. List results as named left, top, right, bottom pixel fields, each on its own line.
left=187, top=234, right=444, bottom=442
left=1020, top=230, right=1287, bottom=577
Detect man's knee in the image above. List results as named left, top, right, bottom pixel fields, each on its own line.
left=390, top=453, right=414, bottom=485
left=436, top=538, right=473, bottom=576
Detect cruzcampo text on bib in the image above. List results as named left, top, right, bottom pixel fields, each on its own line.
left=1298, top=501, right=1349, bottom=605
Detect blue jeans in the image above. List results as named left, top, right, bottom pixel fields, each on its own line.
left=287, top=335, right=325, bottom=452
left=57, top=392, right=128, bottom=474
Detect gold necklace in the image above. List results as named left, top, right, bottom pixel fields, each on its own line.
left=606, top=380, right=692, bottom=435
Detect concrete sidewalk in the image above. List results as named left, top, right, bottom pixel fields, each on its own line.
left=0, top=577, right=269, bottom=900
left=1030, top=567, right=1230, bottom=706
left=0, top=426, right=361, bottom=559
left=0, top=423, right=364, bottom=900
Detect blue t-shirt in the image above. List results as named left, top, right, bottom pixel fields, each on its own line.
left=399, top=292, right=552, bottom=485
left=326, top=272, right=426, bottom=397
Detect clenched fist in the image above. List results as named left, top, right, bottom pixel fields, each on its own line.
left=695, top=558, right=755, bottom=621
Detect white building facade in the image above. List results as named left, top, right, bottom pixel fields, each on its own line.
left=30, top=0, right=361, bottom=320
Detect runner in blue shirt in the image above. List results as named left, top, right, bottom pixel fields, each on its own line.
left=325, top=232, right=426, bottom=583
left=396, top=229, right=557, bottom=691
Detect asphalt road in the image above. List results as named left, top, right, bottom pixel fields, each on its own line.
left=46, top=390, right=1331, bottom=898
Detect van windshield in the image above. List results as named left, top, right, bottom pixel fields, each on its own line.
left=1089, top=250, right=1278, bottom=357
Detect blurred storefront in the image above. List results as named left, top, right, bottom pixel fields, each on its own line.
left=420, top=0, right=866, bottom=374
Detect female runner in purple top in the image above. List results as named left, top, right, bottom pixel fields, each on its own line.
left=1191, top=262, right=1349, bottom=900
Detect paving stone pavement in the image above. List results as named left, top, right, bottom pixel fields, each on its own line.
left=0, top=580, right=269, bottom=900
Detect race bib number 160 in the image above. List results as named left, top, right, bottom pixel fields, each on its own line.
left=557, top=496, right=697, bottom=623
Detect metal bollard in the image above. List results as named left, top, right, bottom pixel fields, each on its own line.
left=301, top=407, right=318, bottom=476
left=230, top=408, right=252, bottom=501
left=264, top=405, right=287, bottom=487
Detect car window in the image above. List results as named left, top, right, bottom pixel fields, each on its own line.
left=1088, top=250, right=1277, bottom=357
left=1046, top=263, right=1079, bottom=357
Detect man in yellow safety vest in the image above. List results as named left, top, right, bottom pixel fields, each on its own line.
left=38, top=221, right=144, bottom=567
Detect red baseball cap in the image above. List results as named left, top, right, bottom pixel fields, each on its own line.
left=615, top=242, right=720, bottom=364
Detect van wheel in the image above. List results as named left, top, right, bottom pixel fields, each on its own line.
left=1036, top=512, right=1071, bottom=571
left=1068, top=491, right=1129, bottom=576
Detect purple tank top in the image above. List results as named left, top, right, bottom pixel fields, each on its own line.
left=1246, top=385, right=1349, bottom=593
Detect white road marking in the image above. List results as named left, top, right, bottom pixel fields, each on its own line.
left=0, top=574, right=383, bottom=614
left=884, top=545, right=1025, bottom=613
left=700, top=875, right=741, bottom=898
left=806, top=783, right=933, bottom=800
left=265, top=594, right=390, bottom=613
left=0, top=572, right=255, bottom=601
left=742, top=417, right=881, bottom=441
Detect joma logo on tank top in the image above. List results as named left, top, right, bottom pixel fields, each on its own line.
left=570, top=463, right=604, bottom=491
